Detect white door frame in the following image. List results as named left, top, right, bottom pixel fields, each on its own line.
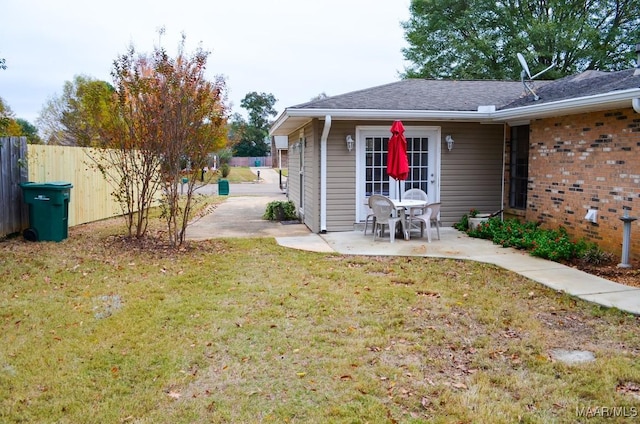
left=355, top=125, right=441, bottom=222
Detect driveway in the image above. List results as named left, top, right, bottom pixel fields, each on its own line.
left=186, top=168, right=313, bottom=240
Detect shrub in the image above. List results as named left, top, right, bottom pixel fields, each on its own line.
left=453, top=209, right=481, bottom=231
left=580, top=245, right=615, bottom=266
left=529, top=227, right=586, bottom=262
left=219, top=163, right=230, bottom=178
left=453, top=212, right=470, bottom=231
left=263, top=200, right=298, bottom=221
left=460, top=215, right=591, bottom=263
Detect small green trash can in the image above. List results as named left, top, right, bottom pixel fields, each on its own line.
left=218, top=179, right=229, bottom=196
left=20, top=181, right=73, bottom=242
left=254, top=160, right=261, bottom=167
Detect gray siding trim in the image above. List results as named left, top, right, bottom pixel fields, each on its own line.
left=439, top=123, right=504, bottom=224
left=325, top=121, right=357, bottom=231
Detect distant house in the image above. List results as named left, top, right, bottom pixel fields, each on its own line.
left=271, top=135, right=288, bottom=169
left=270, top=61, right=640, bottom=259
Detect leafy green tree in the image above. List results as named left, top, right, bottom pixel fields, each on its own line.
left=231, top=92, right=276, bottom=157
left=37, top=75, right=115, bottom=146
left=0, top=97, right=12, bottom=134
left=402, top=0, right=640, bottom=80
left=241, top=91, right=277, bottom=130
left=232, top=124, right=270, bottom=157
left=0, top=97, right=21, bottom=136
left=36, top=95, right=69, bottom=145
left=1, top=98, right=40, bottom=143
left=16, top=119, right=42, bottom=144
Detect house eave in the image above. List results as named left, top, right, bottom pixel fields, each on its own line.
left=493, top=88, right=640, bottom=123
left=269, top=108, right=494, bottom=136
left=269, top=88, right=640, bottom=136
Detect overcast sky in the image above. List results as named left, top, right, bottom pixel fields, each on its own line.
left=0, top=0, right=411, bottom=125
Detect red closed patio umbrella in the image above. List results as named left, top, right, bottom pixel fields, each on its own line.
left=387, top=120, right=409, bottom=200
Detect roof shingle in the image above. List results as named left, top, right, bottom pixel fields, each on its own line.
left=501, top=69, right=640, bottom=109
left=290, top=79, right=529, bottom=111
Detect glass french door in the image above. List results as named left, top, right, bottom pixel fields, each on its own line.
left=356, top=127, right=440, bottom=221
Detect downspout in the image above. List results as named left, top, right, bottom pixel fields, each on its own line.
left=634, top=44, right=640, bottom=113
left=501, top=124, right=507, bottom=219
left=320, top=115, right=331, bottom=233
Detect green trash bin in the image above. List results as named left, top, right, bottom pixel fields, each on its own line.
left=218, top=179, right=229, bottom=196
left=254, top=160, right=261, bottom=167
left=20, top=181, right=73, bottom=242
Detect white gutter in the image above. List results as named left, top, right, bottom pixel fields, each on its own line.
left=271, top=88, right=640, bottom=135
left=494, top=88, right=640, bottom=121
left=320, top=115, right=331, bottom=233
left=283, top=108, right=494, bottom=121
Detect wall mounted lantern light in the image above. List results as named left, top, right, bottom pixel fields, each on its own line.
left=345, top=135, right=355, bottom=152
left=445, top=135, right=455, bottom=151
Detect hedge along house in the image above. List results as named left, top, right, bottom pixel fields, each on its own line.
left=270, top=59, right=640, bottom=259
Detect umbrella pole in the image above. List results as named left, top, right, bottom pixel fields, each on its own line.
left=398, top=180, right=402, bottom=201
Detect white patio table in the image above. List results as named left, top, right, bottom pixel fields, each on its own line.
left=390, top=198, right=428, bottom=240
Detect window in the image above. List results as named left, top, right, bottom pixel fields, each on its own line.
left=363, top=135, right=431, bottom=197
left=405, top=136, right=430, bottom=194
left=364, top=136, right=389, bottom=196
left=509, top=125, right=529, bottom=209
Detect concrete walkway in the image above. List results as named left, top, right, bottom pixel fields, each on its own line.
left=188, top=167, right=640, bottom=315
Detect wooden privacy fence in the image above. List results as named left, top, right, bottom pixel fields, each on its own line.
left=229, top=156, right=272, bottom=167
left=0, top=137, right=28, bottom=237
left=1, top=141, right=158, bottom=238
left=27, top=144, right=127, bottom=228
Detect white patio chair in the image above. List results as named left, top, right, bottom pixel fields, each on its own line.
left=363, top=197, right=376, bottom=235
left=403, top=189, right=429, bottom=236
left=369, top=195, right=402, bottom=243
left=402, top=188, right=429, bottom=203
left=408, top=202, right=441, bottom=242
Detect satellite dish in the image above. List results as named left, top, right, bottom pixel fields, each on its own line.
left=517, top=53, right=532, bottom=79
left=517, top=52, right=555, bottom=101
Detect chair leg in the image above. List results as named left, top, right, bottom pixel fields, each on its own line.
left=425, top=219, right=432, bottom=243
left=434, top=220, right=440, bottom=240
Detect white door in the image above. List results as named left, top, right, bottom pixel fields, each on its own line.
left=355, top=126, right=440, bottom=222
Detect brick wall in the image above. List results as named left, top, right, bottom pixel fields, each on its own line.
left=524, top=107, right=640, bottom=260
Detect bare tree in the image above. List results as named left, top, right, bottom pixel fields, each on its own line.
left=102, top=36, right=228, bottom=245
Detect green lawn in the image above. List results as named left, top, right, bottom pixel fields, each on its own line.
left=217, top=166, right=258, bottom=183
left=1, top=216, right=639, bottom=423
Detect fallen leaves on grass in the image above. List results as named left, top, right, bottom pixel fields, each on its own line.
left=616, top=381, right=640, bottom=400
